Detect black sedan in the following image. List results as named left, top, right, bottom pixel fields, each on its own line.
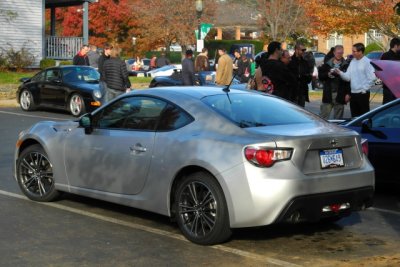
left=342, top=99, right=400, bottom=185
left=17, top=66, right=104, bottom=116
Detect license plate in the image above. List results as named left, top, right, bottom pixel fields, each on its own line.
left=137, top=73, right=145, bottom=77
left=319, top=149, right=344, bottom=169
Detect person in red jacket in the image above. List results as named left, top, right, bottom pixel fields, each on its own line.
left=72, top=45, right=90, bottom=66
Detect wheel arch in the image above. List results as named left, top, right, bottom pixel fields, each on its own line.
left=17, top=138, right=43, bottom=157
left=169, top=165, right=228, bottom=220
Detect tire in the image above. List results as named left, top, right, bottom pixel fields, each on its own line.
left=16, top=144, right=59, bottom=202
left=174, top=172, right=231, bottom=245
left=19, top=89, right=36, bottom=111
left=68, top=93, right=86, bottom=117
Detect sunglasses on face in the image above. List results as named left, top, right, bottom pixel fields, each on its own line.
left=301, top=49, right=306, bottom=52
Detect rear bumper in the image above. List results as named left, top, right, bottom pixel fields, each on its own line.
left=275, top=186, right=374, bottom=223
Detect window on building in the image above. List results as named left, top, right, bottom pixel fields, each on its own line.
left=366, top=29, right=383, bottom=46
left=327, top=33, right=343, bottom=49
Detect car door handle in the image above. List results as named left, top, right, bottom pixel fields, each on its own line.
left=130, top=144, right=147, bottom=153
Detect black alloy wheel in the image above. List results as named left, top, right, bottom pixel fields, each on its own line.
left=16, top=144, right=59, bottom=202
left=175, top=172, right=231, bottom=245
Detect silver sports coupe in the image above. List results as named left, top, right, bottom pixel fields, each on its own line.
left=14, top=87, right=374, bottom=245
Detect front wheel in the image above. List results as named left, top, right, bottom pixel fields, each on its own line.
left=174, top=172, right=231, bottom=245
left=19, top=89, right=36, bottom=111
left=69, top=93, right=86, bottom=117
left=16, top=144, right=59, bottom=202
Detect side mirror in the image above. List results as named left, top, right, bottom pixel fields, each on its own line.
left=361, top=118, right=387, bottom=140
left=361, top=118, right=372, bottom=133
left=79, top=113, right=93, bottom=134
left=19, top=77, right=31, bottom=83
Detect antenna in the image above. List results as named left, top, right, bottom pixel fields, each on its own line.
left=222, top=74, right=236, bottom=93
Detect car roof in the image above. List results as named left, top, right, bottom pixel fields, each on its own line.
left=130, top=86, right=251, bottom=100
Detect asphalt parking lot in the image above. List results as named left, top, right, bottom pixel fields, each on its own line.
left=0, top=93, right=399, bottom=267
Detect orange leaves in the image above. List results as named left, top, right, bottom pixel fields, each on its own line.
left=305, top=0, right=400, bottom=37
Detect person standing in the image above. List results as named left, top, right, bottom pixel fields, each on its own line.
left=156, top=52, right=170, bottom=68
left=150, top=54, right=157, bottom=69
left=102, top=48, right=131, bottom=102
left=260, top=41, right=296, bottom=101
left=215, top=47, right=233, bottom=86
left=288, top=43, right=312, bottom=106
left=380, top=37, right=400, bottom=104
left=195, top=48, right=209, bottom=72
left=318, top=45, right=350, bottom=120
left=98, top=43, right=113, bottom=79
left=336, top=43, right=376, bottom=118
left=280, top=50, right=291, bottom=65
left=232, top=49, right=241, bottom=76
left=72, top=45, right=90, bottom=66
left=182, top=49, right=196, bottom=85
left=237, top=54, right=251, bottom=83
left=87, top=45, right=100, bottom=68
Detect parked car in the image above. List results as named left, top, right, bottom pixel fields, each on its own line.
left=17, top=66, right=103, bottom=117
left=14, top=87, right=374, bottom=245
left=125, top=58, right=151, bottom=76
left=149, top=70, right=243, bottom=88
left=312, top=51, right=326, bottom=67
left=366, top=51, right=383, bottom=61
left=341, top=98, right=400, bottom=185
left=146, top=64, right=182, bottom=78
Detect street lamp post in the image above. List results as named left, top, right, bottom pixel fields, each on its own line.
left=195, top=0, right=203, bottom=41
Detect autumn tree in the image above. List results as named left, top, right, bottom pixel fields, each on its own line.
left=52, top=0, right=137, bottom=52
left=133, top=0, right=216, bottom=53
left=256, top=0, right=308, bottom=42
left=305, top=0, right=400, bottom=46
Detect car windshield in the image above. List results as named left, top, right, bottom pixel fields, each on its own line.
left=202, top=93, right=316, bottom=128
left=63, top=67, right=100, bottom=83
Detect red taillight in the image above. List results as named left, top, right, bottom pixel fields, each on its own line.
left=245, top=147, right=292, bottom=167
left=361, top=139, right=368, bottom=156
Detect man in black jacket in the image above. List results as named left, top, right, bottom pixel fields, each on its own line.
left=318, top=45, right=350, bottom=120
left=102, top=48, right=131, bottom=102
left=260, top=41, right=296, bottom=101
left=381, top=37, right=400, bottom=104
left=182, top=50, right=196, bottom=85
left=288, top=43, right=312, bottom=107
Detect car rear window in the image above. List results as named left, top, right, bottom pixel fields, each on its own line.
left=202, top=93, right=316, bottom=128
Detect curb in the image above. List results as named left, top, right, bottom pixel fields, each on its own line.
left=0, top=99, right=19, bottom=108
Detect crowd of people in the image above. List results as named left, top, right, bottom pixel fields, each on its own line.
left=71, top=37, right=400, bottom=118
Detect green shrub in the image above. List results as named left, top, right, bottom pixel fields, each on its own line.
left=365, top=42, right=384, bottom=54
left=1, top=44, right=35, bottom=71
left=40, top=58, right=56, bottom=69
left=144, top=51, right=183, bottom=64
left=205, top=40, right=265, bottom=59
left=59, top=60, right=73, bottom=65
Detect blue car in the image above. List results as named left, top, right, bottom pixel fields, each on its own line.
left=342, top=99, right=400, bottom=184
left=149, top=70, right=243, bottom=88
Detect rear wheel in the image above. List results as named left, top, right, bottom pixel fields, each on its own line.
left=16, top=144, right=59, bottom=202
left=19, top=89, right=36, bottom=111
left=174, top=172, right=231, bottom=245
left=69, top=93, right=86, bottom=117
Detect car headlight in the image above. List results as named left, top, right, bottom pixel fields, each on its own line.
left=93, top=89, right=102, bottom=99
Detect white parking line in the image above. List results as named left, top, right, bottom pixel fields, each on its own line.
left=0, top=189, right=300, bottom=267
left=369, top=207, right=400, bottom=216
left=0, top=110, right=68, bottom=121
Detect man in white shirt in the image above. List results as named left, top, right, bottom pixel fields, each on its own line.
left=335, top=43, right=376, bottom=117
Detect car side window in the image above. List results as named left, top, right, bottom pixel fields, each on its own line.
left=93, top=96, right=167, bottom=131
left=45, top=69, right=60, bottom=82
left=31, top=71, right=45, bottom=82
left=371, top=104, right=400, bottom=129
left=157, top=104, right=193, bottom=131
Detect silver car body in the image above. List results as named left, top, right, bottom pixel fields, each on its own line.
left=14, top=87, right=374, bottom=229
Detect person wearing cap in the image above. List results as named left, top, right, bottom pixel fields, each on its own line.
left=182, top=49, right=196, bottom=85
left=215, top=47, right=233, bottom=86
